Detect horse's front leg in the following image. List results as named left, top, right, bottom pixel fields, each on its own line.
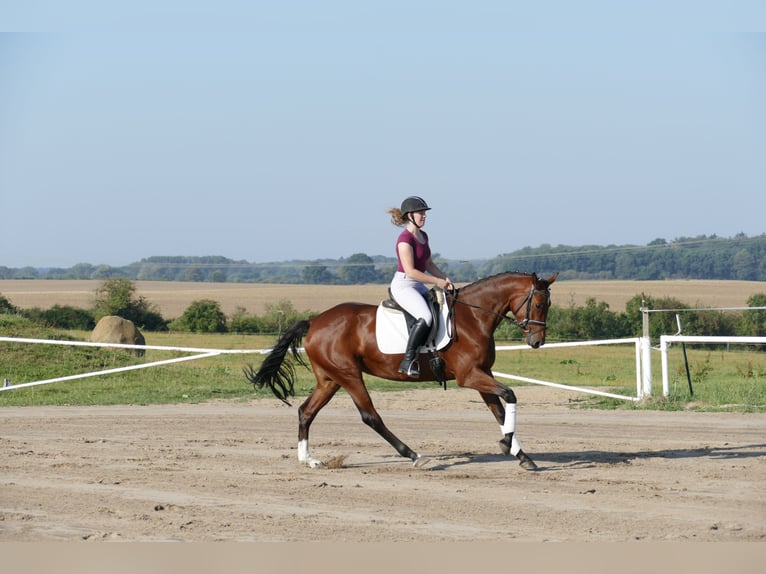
left=473, top=383, right=537, bottom=471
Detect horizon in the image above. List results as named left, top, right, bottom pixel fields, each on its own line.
left=3, top=232, right=763, bottom=271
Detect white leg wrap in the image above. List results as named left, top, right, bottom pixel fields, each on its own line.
left=501, top=403, right=517, bottom=435
left=501, top=404, right=522, bottom=456
left=510, top=434, right=522, bottom=456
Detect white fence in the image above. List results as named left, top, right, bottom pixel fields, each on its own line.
left=659, top=335, right=766, bottom=397
left=0, top=336, right=270, bottom=392
left=1, top=335, right=645, bottom=402
left=494, top=338, right=644, bottom=402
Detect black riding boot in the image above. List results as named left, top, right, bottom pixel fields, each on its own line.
left=398, top=318, right=430, bottom=378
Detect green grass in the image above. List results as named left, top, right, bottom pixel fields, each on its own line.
left=1, top=318, right=764, bottom=412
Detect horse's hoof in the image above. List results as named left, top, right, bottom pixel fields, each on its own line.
left=307, top=459, right=326, bottom=469
left=519, top=457, right=538, bottom=471
left=412, top=454, right=431, bottom=468
left=498, top=439, right=511, bottom=456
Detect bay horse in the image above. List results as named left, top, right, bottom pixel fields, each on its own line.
left=245, top=271, right=557, bottom=470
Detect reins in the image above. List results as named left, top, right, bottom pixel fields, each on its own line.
left=447, top=284, right=549, bottom=334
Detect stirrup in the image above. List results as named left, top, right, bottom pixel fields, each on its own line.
left=399, top=358, right=420, bottom=378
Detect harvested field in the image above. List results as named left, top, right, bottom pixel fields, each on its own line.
left=1, top=279, right=765, bottom=318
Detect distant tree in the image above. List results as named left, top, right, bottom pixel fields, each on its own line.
left=302, top=264, right=335, bottom=284
left=93, top=278, right=167, bottom=331
left=740, top=293, right=766, bottom=338
left=338, top=253, right=380, bottom=284
left=732, top=248, right=756, bottom=280
left=66, top=263, right=96, bottom=279
left=181, top=266, right=204, bottom=282
left=90, top=265, right=116, bottom=279
left=210, top=270, right=227, bottom=282
left=452, top=261, right=479, bottom=282
left=94, top=278, right=136, bottom=317
left=15, top=266, right=39, bottom=279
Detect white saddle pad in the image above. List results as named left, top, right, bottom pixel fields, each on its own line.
left=375, top=301, right=452, bottom=355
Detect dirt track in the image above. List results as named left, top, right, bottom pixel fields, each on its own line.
left=1, top=386, right=764, bottom=542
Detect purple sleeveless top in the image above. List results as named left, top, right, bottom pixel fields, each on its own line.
left=396, top=229, right=431, bottom=273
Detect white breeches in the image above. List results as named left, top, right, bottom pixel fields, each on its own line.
left=390, top=272, right=432, bottom=325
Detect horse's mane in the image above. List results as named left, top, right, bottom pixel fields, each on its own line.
left=460, top=271, right=537, bottom=293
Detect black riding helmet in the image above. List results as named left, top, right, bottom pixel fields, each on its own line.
left=400, top=196, right=431, bottom=216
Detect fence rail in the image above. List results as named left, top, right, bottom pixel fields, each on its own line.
left=659, top=335, right=766, bottom=397
left=2, top=336, right=644, bottom=401
left=0, top=336, right=270, bottom=392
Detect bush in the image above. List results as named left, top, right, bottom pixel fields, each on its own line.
left=261, top=300, right=314, bottom=334
left=548, top=298, right=632, bottom=341
left=170, top=299, right=227, bottom=333
left=0, top=293, right=18, bottom=315
left=93, top=278, right=168, bottom=331
left=21, top=305, right=96, bottom=330
left=229, top=308, right=268, bottom=333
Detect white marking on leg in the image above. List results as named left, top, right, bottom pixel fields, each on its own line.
left=297, top=439, right=324, bottom=468
left=297, top=439, right=310, bottom=462
left=298, top=439, right=310, bottom=462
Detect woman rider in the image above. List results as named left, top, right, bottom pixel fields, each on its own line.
left=387, top=196, right=453, bottom=377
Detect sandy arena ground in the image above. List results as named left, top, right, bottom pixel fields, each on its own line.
left=1, top=386, right=764, bottom=543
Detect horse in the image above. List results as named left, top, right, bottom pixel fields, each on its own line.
left=244, top=271, right=557, bottom=470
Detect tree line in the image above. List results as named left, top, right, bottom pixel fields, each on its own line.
left=2, top=234, right=765, bottom=283
left=2, top=279, right=764, bottom=345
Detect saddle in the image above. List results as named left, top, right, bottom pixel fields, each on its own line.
left=375, top=287, right=452, bottom=355
left=381, top=287, right=442, bottom=341
left=377, top=287, right=451, bottom=388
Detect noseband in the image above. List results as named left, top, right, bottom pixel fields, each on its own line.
left=511, top=285, right=549, bottom=332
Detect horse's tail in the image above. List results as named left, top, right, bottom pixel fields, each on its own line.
left=243, top=320, right=311, bottom=406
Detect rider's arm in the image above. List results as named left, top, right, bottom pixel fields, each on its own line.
left=398, top=242, right=453, bottom=290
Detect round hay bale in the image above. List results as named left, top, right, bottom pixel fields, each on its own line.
left=90, top=316, right=146, bottom=357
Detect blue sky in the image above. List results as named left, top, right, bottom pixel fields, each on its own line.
left=1, top=2, right=764, bottom=268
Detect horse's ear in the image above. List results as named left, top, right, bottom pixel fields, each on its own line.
left=537, top=272, right=558, bottom=288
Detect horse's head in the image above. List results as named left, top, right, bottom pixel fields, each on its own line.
left=512, top=272, right=558, bottom=348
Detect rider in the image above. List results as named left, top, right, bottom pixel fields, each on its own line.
left=388, top=196, right=454, bottom=377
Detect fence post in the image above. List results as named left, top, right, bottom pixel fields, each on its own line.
left=640, top=295, right=652, bottom=397
left=660, top=335, right=670, bottom=397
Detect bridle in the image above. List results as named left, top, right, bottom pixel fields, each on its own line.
left=448, top=284, right=550, bottom=334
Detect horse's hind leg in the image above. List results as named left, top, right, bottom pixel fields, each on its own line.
left=479, top=391, right=538, bottom=471
left=297, top=379, right=340, bottom=468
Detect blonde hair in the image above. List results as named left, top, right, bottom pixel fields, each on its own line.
left=387, top=207, right=408, bottom=227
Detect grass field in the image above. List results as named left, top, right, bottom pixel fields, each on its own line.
left=1, top=321, right=764, bottom=412
left=1, top=279, right=765, bottom=411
